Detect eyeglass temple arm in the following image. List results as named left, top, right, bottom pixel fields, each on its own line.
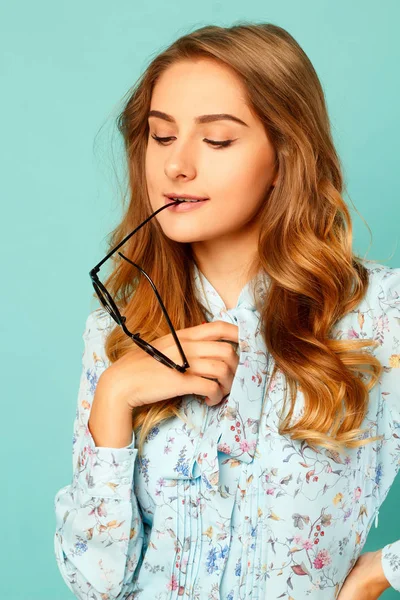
left=116, top=252, right=189, bottom=368
left=89, top=199, right=187, bottom=368
left=89, top=200, right=180, bottom=276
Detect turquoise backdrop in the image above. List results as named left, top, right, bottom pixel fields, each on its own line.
left=1, top=0, right=399, bottom=598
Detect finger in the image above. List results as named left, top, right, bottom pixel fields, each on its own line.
left=175, top=340, right=239, bottom=376
left=201, top=321, right=240, bottom=343
left=174, top=321, right=239, bottom=343
left=184, top=357, right=234, bottom=396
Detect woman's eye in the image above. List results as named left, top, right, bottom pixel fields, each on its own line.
left=151, top=134, right=235, bottom=149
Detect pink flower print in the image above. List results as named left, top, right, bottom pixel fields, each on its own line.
left=239, top=439, right=256, bottom=453
left=243, top=358, right=250, bottom=368
left=302, top=538, right=314, bottom=550
left=354, top=486, right=362, bottom=501
left=217, top=442, right=232, bottom=453
left=254, top=371, right=262, bottom=386
left=266, top=488, right=275, bottom=495
left=164, top=445, right=172, bottom=454
left=375, top=314, right=390, bottom=345
left=239, top=439, right=250, bottom=452
left=293, top=535, right=303, bottom=545
left=82, top=441, right=95, bottom=457
left=313, top=549, right=332, bottom=569
left=348, top=327, right=360, bottom=339
left=157, top=478, right=166, bottom=488
left=167, top=574, right=179, bottom=591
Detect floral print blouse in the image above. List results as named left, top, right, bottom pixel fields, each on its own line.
left=54, top=260, right=400, bottom=599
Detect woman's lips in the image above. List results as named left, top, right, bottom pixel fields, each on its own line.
left=164, top=193, right=209, bottom=201
left=164, top=197, right=210, bottom=212
left=164, top=196, right=208, bottom=205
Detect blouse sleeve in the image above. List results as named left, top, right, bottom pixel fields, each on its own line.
left=53, top=309, right=145, bottom=599
left=372, top=267, right=400, bottom=591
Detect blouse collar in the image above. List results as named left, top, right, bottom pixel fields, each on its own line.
left=192, top=261, right=269, bottom=319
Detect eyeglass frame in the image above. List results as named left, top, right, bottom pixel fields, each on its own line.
left=89, top=199, right=191, bottom=374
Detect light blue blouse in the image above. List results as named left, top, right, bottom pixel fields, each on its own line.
left=54, top=260, right=400, bottom=599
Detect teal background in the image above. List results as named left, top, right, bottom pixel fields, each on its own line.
left=1, top=0, right=399, bottom=598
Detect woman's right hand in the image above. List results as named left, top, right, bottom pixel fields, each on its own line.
left=100, top=321, right=240, bottom=410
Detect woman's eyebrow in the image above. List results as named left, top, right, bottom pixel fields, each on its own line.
left=148, top=110, right=249, bottom=127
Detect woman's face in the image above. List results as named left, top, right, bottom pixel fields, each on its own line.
left=145, top=58, right=278, bottom=245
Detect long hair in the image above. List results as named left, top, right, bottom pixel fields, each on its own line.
left=95, top=22, right=383, bottom=456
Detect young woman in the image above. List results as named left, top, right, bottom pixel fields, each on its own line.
left=54, top=23, right=400, bottom=600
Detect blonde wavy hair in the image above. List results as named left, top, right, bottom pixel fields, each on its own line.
left=94, top=22, right=384, bottom=456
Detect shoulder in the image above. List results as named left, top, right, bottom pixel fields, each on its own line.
left=359, top=259, right=400, bottom=365
left=359, top=259, right=400, bottom=318
left=360, top=259, right=400, bottom=294
left=332, top=260, right=400, bottom=344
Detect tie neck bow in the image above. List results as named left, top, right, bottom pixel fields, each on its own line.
left=190, top=263, right=273, bottom=491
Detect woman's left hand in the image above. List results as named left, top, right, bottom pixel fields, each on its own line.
left=337, top=550, right=391, bottom=599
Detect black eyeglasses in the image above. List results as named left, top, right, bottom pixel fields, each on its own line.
left=89, top=199, right=191, bottom=374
